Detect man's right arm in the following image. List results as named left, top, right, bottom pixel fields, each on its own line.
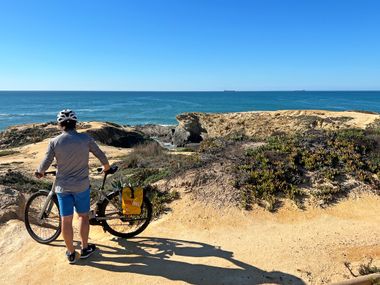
left=35, top=140, right=55, bottom=178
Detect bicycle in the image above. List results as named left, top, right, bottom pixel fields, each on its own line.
left=24, top=165, right=153, bottom=244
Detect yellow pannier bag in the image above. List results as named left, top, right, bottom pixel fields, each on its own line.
left=121, top=186, right=144, bottom=215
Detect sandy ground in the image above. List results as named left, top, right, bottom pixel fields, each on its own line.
left=1, top=113, right=380, bottom=284
left=0, top=193, right=379, bottom=285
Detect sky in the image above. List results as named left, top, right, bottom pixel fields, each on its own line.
left=0, top=0, right=379, bottom=91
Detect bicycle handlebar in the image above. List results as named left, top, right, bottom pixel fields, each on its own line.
left=97, top=165, right=118, bottom=175
left=98, top=165, right=118, bottom=190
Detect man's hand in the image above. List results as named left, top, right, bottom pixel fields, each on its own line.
left=34, top=171, right=44, bottom=179
left=102, top=163, right=111, bottom=173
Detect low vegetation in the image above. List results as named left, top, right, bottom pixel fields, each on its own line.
left=195, top=126, right=380, bottom=211
left=0, top=123, right=60, bottom=148
left=2, top=118, right=380, bottom=215
left=0, top=170, right=52, bottom=192
left=0, top=150, right=19, bottom=157
left=120, top=142, right=199, bottom=182
left=144, top=185, right=180, bottom=218
left=344, top=258, right=380, bottom=279
left=235, top=128, right=380, bottom=210
left=108, top=142, right=197, bottom=216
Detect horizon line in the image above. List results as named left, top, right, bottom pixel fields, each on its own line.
left=0, top=89, right=380, bottom=92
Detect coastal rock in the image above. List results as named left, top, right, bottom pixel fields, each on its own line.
left=85, top=123, right=150, bottom=148
left=0, top=122, right=60, bottom=149
left=0, top=122, right=92, bottom=149
left=0, top=186, right=25, bottom=223
left=172, top=110, right=380, bottom=140
left=134, top=124, right=175, bottom=143
left=173, top=113, right=208, bottom=146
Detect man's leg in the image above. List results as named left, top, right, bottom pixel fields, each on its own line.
left=78, top=213, right=89, bottom=249
left=74, top=188, right=91, bottom=250
left=56, top=192, right=76, bottom=259
left=61, top=215, right=75, bottom=253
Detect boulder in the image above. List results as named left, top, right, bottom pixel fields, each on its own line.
left=134, top=124, right=176, bottom=143
left=173, top=113, right=207, bottom=147
left=172, top=127, right=190, bottom=147
left=85, top=124, right=150, bottom=148
left=0, top=186, right=25, bottom=223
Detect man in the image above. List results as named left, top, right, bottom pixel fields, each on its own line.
left=35, top=109, right=110, bottom=264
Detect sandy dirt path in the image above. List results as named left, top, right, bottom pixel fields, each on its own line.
left=1, top=194, right=379, bottom=285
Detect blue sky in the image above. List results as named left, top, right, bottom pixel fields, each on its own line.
left=0, top=0, right=379, bottom=91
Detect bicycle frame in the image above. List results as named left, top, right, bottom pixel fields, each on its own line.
left=38, top=180, right=56, bottom=220
left=26, top=166, right=152, bottom=243
left=38, top=169, right=134, bottom=222
left=38, top=164, right=148, bottom=224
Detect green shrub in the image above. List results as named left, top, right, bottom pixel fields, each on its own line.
left=0, top=150, right=19, bottom=157
left=121, top=141, right=199, bottom=173
left=344, top=258, right=380, bottom=279
left=126, top=168, right=171, bottom=186
left=199, top=138, right=227, bottom=154
left=235, top=128, right=380, bottom=210
left=145, top=185, right=180, bottom=218
left=0, top=170, right=52, bottom=192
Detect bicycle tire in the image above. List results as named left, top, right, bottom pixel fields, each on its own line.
left=24, top=191, right=61, bottom=244
left=99, top=191, right=152, bottom=238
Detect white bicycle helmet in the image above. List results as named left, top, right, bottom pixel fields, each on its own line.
left=57, top=109, right=78, bottom=123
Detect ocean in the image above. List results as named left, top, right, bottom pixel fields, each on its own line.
left=0, top=91, right=379, bottom=131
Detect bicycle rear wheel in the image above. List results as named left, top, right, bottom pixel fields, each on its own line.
left=99, top=191, right=152, bottom=238
left=24, top=191, right=61, bottom=244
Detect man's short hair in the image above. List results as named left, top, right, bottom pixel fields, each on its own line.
left=59, top=119, right=77, bottom=130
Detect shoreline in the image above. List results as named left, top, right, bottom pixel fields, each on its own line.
left=2, top=90, right=380, bottom=131
left=1, top=108, right=379, bottom=131
left=1, top=109, right=380, bottom=149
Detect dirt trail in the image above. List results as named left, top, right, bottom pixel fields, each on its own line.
left=1, top=194, right=379, bottom=285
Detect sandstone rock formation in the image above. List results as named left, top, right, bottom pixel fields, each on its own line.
left=0, top=122, right=151, bottom=149
left=173, top=113, right=208, bottom=146
left=172, top=110, right=380, bottom=146
left=0, top=186, right=25, bottom=223
left=133, top=124, right=175, bottom=143
left=85, top=124, right=149, bottom=148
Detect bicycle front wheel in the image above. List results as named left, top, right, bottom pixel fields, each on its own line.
left=99, top=191, right=152, bottom=238
left=24, top=191, right=61, bottom=244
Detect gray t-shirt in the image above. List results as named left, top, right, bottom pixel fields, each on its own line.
left=37, top=130, right=109, bottom=193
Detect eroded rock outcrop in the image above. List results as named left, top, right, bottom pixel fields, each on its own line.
left=0, top=122, right=151, bottom=149
left=134, top=124, right=175, bottom=144
left=0, top=186, right=25, bottom=223
left=173, top=113, right=208, bottom=147
left=85, top=123, right=150, bottom=148
left=173, top=110, right=380, bottom=145
left=0, top=122, right=60, bottom=149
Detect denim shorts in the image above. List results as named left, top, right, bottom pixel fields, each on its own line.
left=56, top=188, right=90, bottom=217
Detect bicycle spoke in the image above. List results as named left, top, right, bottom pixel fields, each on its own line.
left=104, top=195, right=150, bottom=235
left=26, top=194, right=60, bottom=241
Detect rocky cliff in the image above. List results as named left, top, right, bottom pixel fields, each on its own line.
left=171, top=110, right=380, bottom=146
